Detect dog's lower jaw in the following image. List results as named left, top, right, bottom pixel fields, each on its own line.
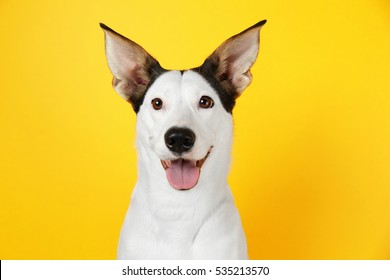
left=117, top=143, right=248, bottom=259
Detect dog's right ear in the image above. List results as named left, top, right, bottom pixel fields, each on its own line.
left=100, top=23, right=165, bottom=112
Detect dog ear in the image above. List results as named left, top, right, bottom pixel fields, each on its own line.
left=202, top=20, right=266, bottom=99
left=100, top=23, right=165, bottom=112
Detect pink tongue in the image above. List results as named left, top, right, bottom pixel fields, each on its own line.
left=166, top=159, right=200, bottom=190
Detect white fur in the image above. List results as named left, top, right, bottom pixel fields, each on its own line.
left=101, top=20, right=267, bottom=259
left=117, top=70, right=248, bottom=259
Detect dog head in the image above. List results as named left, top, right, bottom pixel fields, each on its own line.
left=101, top=21, right=266, bottom=191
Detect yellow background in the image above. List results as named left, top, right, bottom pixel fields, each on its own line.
left=1, top=0, right=389, bottom=259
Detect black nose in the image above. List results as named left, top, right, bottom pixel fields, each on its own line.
left=164, top=127, right=196, bottom=154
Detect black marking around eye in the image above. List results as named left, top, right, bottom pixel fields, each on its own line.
left=191, top=61, right=236, bottom=114
left=140, top=66, right=235, bottom=114
left=132, top=60, right=167, bottom=113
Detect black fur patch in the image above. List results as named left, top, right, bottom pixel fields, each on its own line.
left=132, top=61, right=167, bottom=113
left=192, top=61, right=236, bottom=114
left=139, top=66, right=236, bottom=114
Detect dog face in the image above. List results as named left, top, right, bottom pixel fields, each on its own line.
left=136, top=70, right=227, bottom=190
left=101, top=21, right=266, bottom=190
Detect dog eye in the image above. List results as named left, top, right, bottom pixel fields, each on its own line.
left=151, top=98, right=163, bottom=110
left=199, top=96, right=214, bottom=109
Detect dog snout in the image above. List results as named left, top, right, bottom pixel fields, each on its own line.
left=164, top=127, right=196, bottom=154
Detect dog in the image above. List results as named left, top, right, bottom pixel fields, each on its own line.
left=100, top=20, right=266, bottom=259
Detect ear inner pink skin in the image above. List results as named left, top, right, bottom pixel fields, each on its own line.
left=165, top=159, right=200, bottom=190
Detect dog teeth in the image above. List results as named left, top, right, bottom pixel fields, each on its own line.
left=196, top=146, right=213, bottom=169
left=196, top=158, right=206, bottom=169
left=161, top=160, right=170, bottom=170
left=161, top=147, right=213, bottom=170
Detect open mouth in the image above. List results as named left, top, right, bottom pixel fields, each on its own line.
left=161, top=147, right=212, bottom=191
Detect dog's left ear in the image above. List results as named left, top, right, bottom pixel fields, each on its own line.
left=201, top=20, right=266, bottom=99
